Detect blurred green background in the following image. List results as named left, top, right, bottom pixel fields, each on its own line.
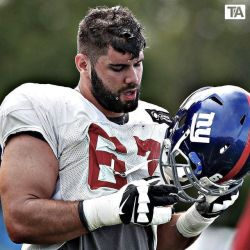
left=0, top=0, right=249, bottom=248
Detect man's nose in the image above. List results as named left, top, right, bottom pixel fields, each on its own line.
left=124, top=66, right=139, bottom=84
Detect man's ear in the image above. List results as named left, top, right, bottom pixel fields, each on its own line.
left=75, top=53, right=90, bottom=73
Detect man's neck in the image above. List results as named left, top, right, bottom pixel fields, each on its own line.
left=107, top=113, right=129, bottom=125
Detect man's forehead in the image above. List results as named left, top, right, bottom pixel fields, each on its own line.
left=104, top=46, right=144, bottom=63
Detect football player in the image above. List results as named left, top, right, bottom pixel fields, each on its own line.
left=0, top=6, right=249, bottom=250
left=0, top=6, right=183, bottom=250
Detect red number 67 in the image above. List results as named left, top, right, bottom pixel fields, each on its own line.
left=88, top=124, right=161, bottom=190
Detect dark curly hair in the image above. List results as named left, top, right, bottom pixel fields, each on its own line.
left=77, top=6, right=146, bottom=64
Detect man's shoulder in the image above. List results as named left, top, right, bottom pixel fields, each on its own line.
left=12, top=82, right=76, bottom=99
left=1, top=83, right=79, bottom=110
left=0, top=83, right=94, bottom=127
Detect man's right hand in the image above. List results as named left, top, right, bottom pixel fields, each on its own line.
left=81, top=176, right=179, bottom=231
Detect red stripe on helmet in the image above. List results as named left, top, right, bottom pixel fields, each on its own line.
left=221, top=94, right=250, bottom=182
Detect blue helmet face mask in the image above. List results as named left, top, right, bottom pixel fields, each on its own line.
left=160, top=85, right=250, bottom=203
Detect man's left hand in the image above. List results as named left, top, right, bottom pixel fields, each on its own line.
left=196, top=189, right=239, bottom=218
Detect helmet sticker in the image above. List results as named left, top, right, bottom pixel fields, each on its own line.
left=190, top=112, right=215, bottom=143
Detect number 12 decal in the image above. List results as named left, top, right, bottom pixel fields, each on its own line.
left=88, top=124, right=161, bottom=190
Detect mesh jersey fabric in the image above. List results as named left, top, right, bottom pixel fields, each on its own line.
left=0, top=83, right=171, bottom=250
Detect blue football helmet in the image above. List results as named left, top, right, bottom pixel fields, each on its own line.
left=160, top=85, right=250, bottom=202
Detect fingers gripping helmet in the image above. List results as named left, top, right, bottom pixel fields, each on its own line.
left=160, top=85, right=250, bottom=202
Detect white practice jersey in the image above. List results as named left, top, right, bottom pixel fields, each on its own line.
left=0, top=83, right=173, bottom=250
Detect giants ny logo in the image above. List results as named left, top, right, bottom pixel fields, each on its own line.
left=225, top=5, right=246, bottom=19
left=190, top=112, right=215, bottom=143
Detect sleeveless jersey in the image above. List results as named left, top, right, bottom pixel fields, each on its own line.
left=0, top=83, right=172, bottom=250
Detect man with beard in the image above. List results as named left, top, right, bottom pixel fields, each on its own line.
left=0, top=6, right=238, bottom=250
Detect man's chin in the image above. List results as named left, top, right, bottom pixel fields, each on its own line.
left=122, top=100, right=139, bottom=113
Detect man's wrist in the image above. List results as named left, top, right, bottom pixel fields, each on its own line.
left=81, top=193, right=122, bottom=231
left=78, top=201, right=90, bottom=232
left=176, top=204, right=218, bottom=238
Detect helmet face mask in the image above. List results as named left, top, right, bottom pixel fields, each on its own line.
left=160, top=85, right=250, bottom=203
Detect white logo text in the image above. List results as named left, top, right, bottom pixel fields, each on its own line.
left=190, top=112, right=215, bottom=143
left=225, top=5, right=246, bottom=19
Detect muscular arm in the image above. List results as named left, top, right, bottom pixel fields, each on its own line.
left=156, top=214, right=198, bottom=250
left=0, top=134, right=87, bottom=244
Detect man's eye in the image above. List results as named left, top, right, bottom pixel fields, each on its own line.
left=110, top=65, right=124, bottom=72
left=134, top=61, right=142, bottom=67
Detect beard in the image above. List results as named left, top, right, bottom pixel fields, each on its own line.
left=90, top=67, right=140, bottom=113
